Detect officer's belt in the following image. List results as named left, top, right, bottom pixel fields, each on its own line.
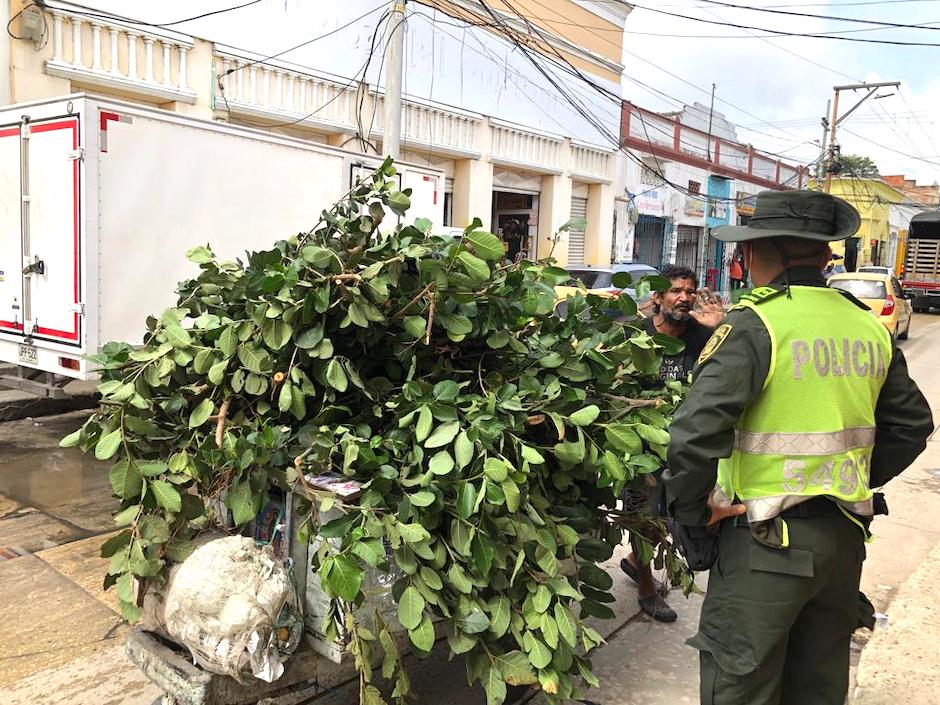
left=733, top=496, right=843, bottom=527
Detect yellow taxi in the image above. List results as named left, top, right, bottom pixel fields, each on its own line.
left=827, top=271, right=912, bottom=340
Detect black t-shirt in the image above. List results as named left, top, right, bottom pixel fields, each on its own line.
left=645, top=317, right=714, bottom=382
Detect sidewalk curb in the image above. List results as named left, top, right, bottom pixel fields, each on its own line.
left=852, top=540, right=940, bottom=704
left=0, top=390, right=99, bottom=422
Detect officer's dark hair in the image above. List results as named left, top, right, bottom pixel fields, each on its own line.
left=660, top=264, right=698, bottom=288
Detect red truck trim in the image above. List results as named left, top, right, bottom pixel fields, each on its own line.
left=902, top=280, right=940, bottom=290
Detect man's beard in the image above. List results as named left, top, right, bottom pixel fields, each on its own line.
left=662, top=306, right=691, bottom=322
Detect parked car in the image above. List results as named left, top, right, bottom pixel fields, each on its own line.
left=857, top=265, right=895, bottom=276
left=823, top=254, right=846, bottom=279
left=555, top=263, right=659, bottom=301
left=827, top=271, right=912, bottom=340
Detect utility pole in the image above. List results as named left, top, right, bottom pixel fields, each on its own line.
left=817, top=99, right=830, bottom=182
left=383, top=0, right=406, bottom=162
left=823, top=81, right=900, bottom=193
left=706, top=82, right=716, bottom=162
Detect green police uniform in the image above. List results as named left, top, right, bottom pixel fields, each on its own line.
left=662, top=191, right=934, bottom=705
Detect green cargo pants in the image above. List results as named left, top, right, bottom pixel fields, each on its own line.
left=689, top=510, right=865, bottom=705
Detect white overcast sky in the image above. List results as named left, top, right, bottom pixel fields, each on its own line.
left=76, top=0, right=940, bottom=186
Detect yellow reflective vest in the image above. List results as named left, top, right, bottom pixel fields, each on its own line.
left=714, top=285, right=892, bottom=524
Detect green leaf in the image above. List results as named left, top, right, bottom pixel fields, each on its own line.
left=186, top=245, right=213, bottom=264
left=605, top=424, right=643, bottom=454
left=495, top=650, right=538, bottom=686
left=387, top=190, right=411, bottom=216
left=362, top=685, right=388, bottom=705
left=532, top=584, right=551, bottom=613
left=465, top=231, right=504, bottom=260
left=575, top=537, right=614, bottom=562
left=455, top=431, right=473, bottom=470
left=484, top=458, right=509, bottom=482
left=300, top=245, right=335, bottom=269
left=208, top=359, right=228, bottom=385
left=415, top=406, right=433, bottom=442
left=425, top=420, right=460, bottom=448
left=443, top=314, right=473, bottom=337
left=59, top=428, right=82, bottom=448
left=484, top=667, right=507, bottom=705
left=637, top=423, right=671, bottom=446
left=403, top=316, right=426, bottom=340
left=457, top=251, right=490, bottom=282
left=165, top=538, right=195, bottom=563
left=163, top=321, right=191, bottom=349
left=429, top=450, right=455, bottom=476
left=262, top=320, right=292, bottom=350
left=351, top=538, right=386, bottom=567
left=447, top=563, right=473, bottom=593
left=554, top=604, right=577, bottom=647
left=579, top=564, right=614, bottom=591
left=524, top=633, right=553, bottom=669
left=138, top=515, right=170, bottom=544
left=398, top=523, right=431, bottom=544
left=409, top=490, right=436, bottom=507
left=244, top=373, right=267, bottom=395
left=501, top=480, right=521, bottom=512
left=295, top=324, right=324, bottom=349
left=327, top=554, right=364, bottom=602
left=408, top=614, right=435, bottom=653
left=188, top=399, right=214, bottom=428
left=278, top=381, right=293, bottom=413
left=150, top=480, right=182, bottom=514
left=137, top=461, right=168, bottom=477
left=486, top=331, right=510, bottom=349
left=109, top=460, right=143, bottom=499
left=581, top=599, right=616, bottom=620
left=398, top=586, right=425, bottom=630
left=569, top=404, right=600, bottom=427
left=95, top=429, right=122, bottom=460
left=226, top=480, right=261, bottom=525
left=458, top=608, right=490, bottom=635
left=218, top=326, right=238, bottom=356
left=326, top=359, right=348, bottom=392
left=238, top=345, right=268, bottom=373
left=447, top=628, right=477, bottom=655
left=100, top=529, right=131, bottom=557
left=518, top=444, right=544, bottom=465
left=457, top=482, right=477, bottom=519
left=489, top=597, right=511, bottom=637
left=540, top=613, right=559, bottom=649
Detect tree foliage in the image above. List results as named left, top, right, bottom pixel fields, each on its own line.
left=63, top=159, right=690, bottom=703
left=838, top=153, right=880, bottom=178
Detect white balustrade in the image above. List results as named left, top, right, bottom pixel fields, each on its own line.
left=491, top=123, right=563, bottom=172
left=571, top=143, right=613, bottom=182
left=45, top=5, right=197, bottom=103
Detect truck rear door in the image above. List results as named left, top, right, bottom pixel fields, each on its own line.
left=0, top=115, right=82, bottom=350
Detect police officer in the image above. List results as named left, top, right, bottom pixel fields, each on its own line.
left=662, top=190, right=934, bottom=705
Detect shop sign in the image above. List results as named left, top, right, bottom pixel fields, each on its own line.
left=709, top=201, right=729, bottom=221
left=735, top=191, right=757, bottom=215
left=684, top=196, right=705, bottom=217
left=634, top=189, right=665, bottom=216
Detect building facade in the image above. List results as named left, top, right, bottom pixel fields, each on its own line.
left=826, top=178, right=909, bottom=270
left=2, top=0, right=630, bottom=267
left=617, top=101, right=809, bottom=292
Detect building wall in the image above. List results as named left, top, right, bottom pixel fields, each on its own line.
left=828, top=178, right=906, bottom=267
left=4, top=0, right=621, bottom=266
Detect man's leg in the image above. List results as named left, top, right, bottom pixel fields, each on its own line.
left=625, top=532, right=677, bottom=622
left=779, top=516, right=865, bottom=705
left=700, top=645, right=787, bottom=705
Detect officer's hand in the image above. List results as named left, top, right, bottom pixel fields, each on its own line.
left=706, top=501, right=747, bottom=527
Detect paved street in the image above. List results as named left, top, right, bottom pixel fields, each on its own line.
left=1, top=314, right=939, bottom=704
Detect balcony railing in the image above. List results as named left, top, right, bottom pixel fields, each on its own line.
left=45, top=3, right=197, bottom=103
left=214, top=49, right=360, bottom=133
left=621, top=102, right=808, bottom=189
left=372, top=97, right=480, bottom=158
left=571, top=142, right=614, bottom=182
left=490, top=121, right=563, bottom=173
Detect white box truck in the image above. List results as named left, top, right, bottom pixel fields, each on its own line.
left=0, top=94, right=444, bottom=396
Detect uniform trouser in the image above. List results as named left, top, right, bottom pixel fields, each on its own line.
left=691, top=512, right=865, bottom=705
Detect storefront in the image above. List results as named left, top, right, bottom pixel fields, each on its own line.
left=492, top=168, right=541, bottom=261
left=675, top=195, right=705, bottom=273
left=631, top=188, right=669, bottom=267
left=704, top=176, right=732, bottom=290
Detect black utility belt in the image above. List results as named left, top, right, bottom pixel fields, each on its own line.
left=733, top=496, right=843, bottom=527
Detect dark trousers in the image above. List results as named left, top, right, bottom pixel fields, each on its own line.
left=692, top=512, right=865, bottom=705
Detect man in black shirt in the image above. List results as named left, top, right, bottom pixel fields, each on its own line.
left=622, top=265, right=725, bottom=621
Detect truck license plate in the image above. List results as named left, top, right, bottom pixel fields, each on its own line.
left=18, top=343, right=37, bottom=365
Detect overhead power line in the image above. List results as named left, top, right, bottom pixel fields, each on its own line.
left=47, top=0, right=264, bottom=29
left=629, top=2, right=940, bottom=46
left=696, top=0, right=940, bottom=31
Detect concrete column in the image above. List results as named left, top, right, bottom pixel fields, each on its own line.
left=584, top=181, right=614, bottom=266
left=452, top=158, right=493, bottom=232
left=539, top=172, right=573, bottom=265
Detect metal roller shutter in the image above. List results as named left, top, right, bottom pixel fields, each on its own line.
left=568, top=196, right=588, bottom=265
left=675, top=225, right=701, bottom=273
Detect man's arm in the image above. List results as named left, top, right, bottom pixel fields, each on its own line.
left=663, top=309, right=771, bottom=526
left=869, top=347, right=933, bottom=487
